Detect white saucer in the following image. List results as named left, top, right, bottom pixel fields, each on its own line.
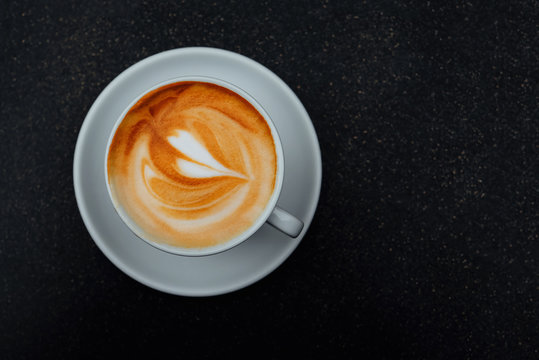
left=73, top=47, right=322, bottom=296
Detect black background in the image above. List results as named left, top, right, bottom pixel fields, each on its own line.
left=1, top=0, right=537, bottom=358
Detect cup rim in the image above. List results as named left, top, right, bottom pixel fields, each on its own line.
left=104, top=75, right=285, bottom=256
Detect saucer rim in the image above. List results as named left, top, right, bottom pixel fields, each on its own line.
left=73, top=47, right=322, bottom=296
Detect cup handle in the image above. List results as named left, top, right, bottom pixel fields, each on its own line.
left=266, top=206, right=304, bottom=238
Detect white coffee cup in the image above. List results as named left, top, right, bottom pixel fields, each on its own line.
left=104, top=76, right=303, bottom=256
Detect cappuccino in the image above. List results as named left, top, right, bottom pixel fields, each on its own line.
left=107, top=81, right=277, bottom=249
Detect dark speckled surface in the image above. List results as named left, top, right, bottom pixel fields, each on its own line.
left=1, top=0, right=537, bottom=358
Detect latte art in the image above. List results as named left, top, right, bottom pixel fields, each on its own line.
left=107, top=82, right=277, bottom=248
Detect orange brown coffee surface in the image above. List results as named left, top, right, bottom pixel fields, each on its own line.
left=107, top=82, right=277, bottom=248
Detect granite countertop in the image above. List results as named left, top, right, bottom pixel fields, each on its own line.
left=1, top=0, right=537, bottom=358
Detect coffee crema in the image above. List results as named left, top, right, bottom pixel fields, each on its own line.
left=107, top=82, right=277, bottom=248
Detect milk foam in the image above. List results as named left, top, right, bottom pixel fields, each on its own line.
left=107, top=81, right=277, bottom=248
left=168, top=130, right=248, bottom=179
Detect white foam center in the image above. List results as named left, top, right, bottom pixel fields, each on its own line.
left=167, top=130, right=247, bottom=179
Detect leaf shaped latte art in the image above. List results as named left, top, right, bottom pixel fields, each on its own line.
left=107, top=82, right=277, bottom=249
left=168, top=130, right=249, bottom=180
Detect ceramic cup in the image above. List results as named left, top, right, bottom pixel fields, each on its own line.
left=104, top=75, right=303, bottom=256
